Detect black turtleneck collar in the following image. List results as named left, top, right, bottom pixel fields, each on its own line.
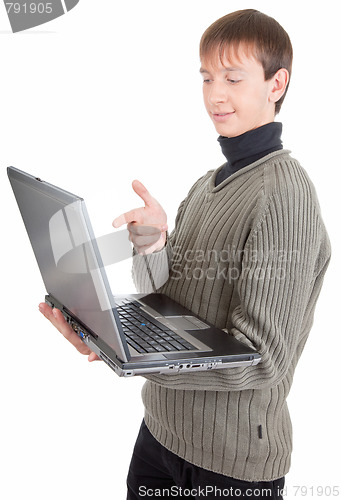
left=215, top=122, right=283, bottom=186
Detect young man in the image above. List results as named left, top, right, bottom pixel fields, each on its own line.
left=40, top=9, right=331, bottom=499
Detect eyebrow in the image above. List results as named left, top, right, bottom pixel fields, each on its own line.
left=199, top=67, right=244, bottom=74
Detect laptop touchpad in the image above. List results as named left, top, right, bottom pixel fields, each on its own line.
left=164, top=315, right=210, bottom=330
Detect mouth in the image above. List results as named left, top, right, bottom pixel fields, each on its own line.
left=212, top=111, right=235, bottom=123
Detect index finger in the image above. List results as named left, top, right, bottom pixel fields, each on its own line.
left=112, top=207, right=144, bottom=228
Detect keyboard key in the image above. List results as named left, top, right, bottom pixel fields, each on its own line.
left=127, top=339, right=146, bottom=353
left=163, top=344, right=175, bottom=351
left=181, top=341, right=195, bottom=349
left=169, top=340, right=185, bottom=351
left=154, top=345, right=167, bottom=352
left=145, top=347, right=157, bottom=353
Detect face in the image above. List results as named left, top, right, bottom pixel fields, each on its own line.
left=200, top=47, right=277, bottom=138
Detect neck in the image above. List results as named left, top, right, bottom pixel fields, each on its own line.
left=215, top=122, right=283, bottom=186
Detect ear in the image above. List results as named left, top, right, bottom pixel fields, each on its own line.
left=268, top=68, right=289, bottom=104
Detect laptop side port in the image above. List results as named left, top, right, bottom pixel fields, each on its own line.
left=174, top=363, right=207, bottom=372
left=99, top=351, right=120, bottom=374
left=66, top=318, right=89, bottom=342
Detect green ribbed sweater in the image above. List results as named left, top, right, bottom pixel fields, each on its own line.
left=132, top=150, right=331, bottom=482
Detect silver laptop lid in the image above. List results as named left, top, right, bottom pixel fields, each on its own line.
left=8, top=166, right=130, bottom=362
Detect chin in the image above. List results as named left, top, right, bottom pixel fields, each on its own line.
left=215, top=126, right=239, bottom=138
left=215, top=123, right=251, bottom=138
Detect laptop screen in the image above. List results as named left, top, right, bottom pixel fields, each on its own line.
left=8, top=167, right=130, bottom=361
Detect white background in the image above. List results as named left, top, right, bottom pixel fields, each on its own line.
left=0, top=1, right=340, bottom=498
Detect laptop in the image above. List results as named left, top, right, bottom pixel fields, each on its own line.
left=8, top=166, right=261, bottom=377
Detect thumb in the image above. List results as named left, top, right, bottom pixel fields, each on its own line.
left=132, top=180, right=155, bottom=207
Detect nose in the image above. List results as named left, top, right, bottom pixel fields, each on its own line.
left=208, top=81, right=228, bottom=105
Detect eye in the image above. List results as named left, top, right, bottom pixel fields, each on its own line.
left=227, top=79, right=241, bottom=85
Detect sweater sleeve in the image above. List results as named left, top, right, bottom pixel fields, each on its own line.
left=143, top=192, right=331, bottom=391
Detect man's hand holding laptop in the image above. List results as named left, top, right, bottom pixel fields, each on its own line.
left=38, top=303, right=101, bottom=361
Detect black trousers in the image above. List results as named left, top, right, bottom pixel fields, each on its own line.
left=127, top=420, right=285, bottom=499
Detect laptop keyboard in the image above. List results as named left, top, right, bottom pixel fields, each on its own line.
left=116, top=300, right=196, bottom=354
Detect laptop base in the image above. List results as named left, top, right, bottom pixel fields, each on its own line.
left=45, top=294, right=261, bottom=377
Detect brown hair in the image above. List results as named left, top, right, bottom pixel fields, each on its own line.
left=200, top=9, right=293, bottom=114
